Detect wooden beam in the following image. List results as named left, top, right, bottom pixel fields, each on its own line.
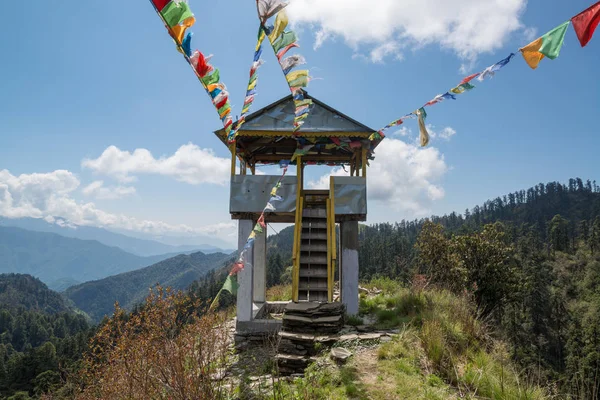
left=254, top=154, right=353, bottom=162
left=230, top=144, right=236, bottom=176
left=362, top=148, right=367, bottom=178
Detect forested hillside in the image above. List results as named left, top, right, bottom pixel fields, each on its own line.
left=0, top=274, right=92, bottom=398
left=261, top=178, right=600, bottom=397
left=0, top=226, right=185, bottom=290
left=65, top=251, right=234, bottom=322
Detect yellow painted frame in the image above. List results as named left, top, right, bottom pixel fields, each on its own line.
left=292, top=156, right=303, bottom=302
left=328, top=176, right=337, bottom=302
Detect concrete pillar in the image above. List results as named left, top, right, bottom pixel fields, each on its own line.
left=236, top=220, right=254, bottom=322
left=340, top=221, right=359, bottom=315
left=253, top=229, right=267, bottom=303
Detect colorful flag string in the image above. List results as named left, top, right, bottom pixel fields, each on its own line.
left=375, top=1, right=600, bottom=146
left=209, top=161, right=289, bottom=310
left=256, top=0, right=313, bottom=133
left=149, top=0, right=234, bottom=138
left=227, top=26, right=268, bottom=143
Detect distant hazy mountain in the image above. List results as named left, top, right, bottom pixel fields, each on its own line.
left=0, top=217, right=232, bottom=256
left=65, top=251, right=233, bottom=322
left=0, top=226, right=185, bottom=290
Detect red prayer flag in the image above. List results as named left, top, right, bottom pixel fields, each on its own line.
left=152, top=0, right=170, bottom=12
left=571, top=1, right=600, bottom=47
left=460, top=73, right=480, bottom=85
left=230, top=262, right=244, bottom=276
left=258, top=214, right=266, bottom=229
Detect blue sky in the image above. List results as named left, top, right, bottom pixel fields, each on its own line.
left=1, top=0, right=598, bottom=247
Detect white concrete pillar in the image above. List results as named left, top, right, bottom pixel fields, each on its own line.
left=253, top=229, right=267, bottom=303
left=237, top=220, right=254, bottom=322
left=340, top=221, right=359, bottom=315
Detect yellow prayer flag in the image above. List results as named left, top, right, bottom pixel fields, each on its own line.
left=286, top=70, right=308, bottom=83
left=268, top=10, right=289, bottom=43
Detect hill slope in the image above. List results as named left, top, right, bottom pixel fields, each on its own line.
left=0, top=226, right=184, bottom=290
left=65, top=251, right=233, bottom=322
left=0, top=273, right=73, bottom=314
left=0, top=217, right=229, bottom=256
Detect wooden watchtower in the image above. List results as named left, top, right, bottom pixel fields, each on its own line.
left=215, top=92, right=382, bottom=332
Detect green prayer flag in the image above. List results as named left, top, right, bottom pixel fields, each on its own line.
left=272, top=31, right=298, bottom=53
left=254, top=223, right=264, bottom=234
left=539, top=21, right=570, bottom=59
left=201, top=69, right=220, bottom=86
left=218, top=104, right=230, bottom=115
left=161, top=1, right=194, bottom=28
left=222, top=274, right=238, bottom=296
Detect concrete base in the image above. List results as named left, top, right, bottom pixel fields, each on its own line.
left=236, top=220, right=254, bottom=322
left=236, top=319, right=282, bottom=334
left=253, top=230, right=267, bottom=303
left=340, top=221, right=359, bottom=315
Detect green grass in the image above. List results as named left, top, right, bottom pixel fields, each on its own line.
left=244, top=278, right=548, bottom=400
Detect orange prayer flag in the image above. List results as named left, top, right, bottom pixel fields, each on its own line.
left=519, top=37, right=544, bottom=69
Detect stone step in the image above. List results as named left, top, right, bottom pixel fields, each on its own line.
left=299, top=282, right=328, bottom=291
left=303, top=208, right=327, bottom=218
left=302, top=221, right=327, bottom=229
left=299, top=269, right=328, bottom=278
left=301, top=231, right=327, bottom=240
left=300, top=243, right=327, bottom=253
left=299, top=255, right=327, bottom=265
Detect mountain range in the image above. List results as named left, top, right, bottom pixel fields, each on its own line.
left=65, top=251, right=234, bottom=322
left=0, top=226, right=188, bottom=290
left=0, top=217, right=233, bottom=256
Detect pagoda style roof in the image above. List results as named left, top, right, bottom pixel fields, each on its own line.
left=214, top=92, right=382, bottom=166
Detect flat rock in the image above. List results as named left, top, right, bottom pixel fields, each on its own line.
left=330, top=347, right=352, bottom=363
left=339, top=334, right=359, bottom=341
left=279, top=331, right=316, bottom=341
left=359, top=333, right=382, bottom=340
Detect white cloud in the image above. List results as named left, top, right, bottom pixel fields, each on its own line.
left=82, top=143, right=230, bottom=185
left=308, top=138, right=448, bottom=215
left=82, top=180, right=136, bottom=200
left=0, top=169, right=235, bottom=239
left=287, top=0, right=528, bottom=63
left=426, top=125, right=457, bottom=141
left=393, top=126, right=412, bottom=137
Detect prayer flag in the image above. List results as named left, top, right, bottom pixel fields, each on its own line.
left=571, top=1, right=600, bottom=47
left=258, top=214, right=266, bottom=229
left=460, top=73, right=480, bottom=84
left=170, top=16, right=195, bottom=43
left=181, top=32, right=192, bottom=56
left=269, top=10, right=289, bottom=42
left=417, top=108, right=429, bottom=147
left=222, top=274, right=239, bottom=295
left=273, top=31, right=298, bottom=53
left=152, top=0, right=170, bottom=12
left=161, top=1, right=193, bottom=28
left=257, top=0, right=288, bottom=22
left=520, top=22, right=570, bottom=69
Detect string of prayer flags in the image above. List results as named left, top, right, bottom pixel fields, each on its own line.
left=148, top=0, right=234, bottom=139
left=257, top=1, right=313, bottom=132
left=520, top=22, right=570, bottom=69
left=571, top=1, right=600, bottom=47
left=228, top=26, right=268, bottom=143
